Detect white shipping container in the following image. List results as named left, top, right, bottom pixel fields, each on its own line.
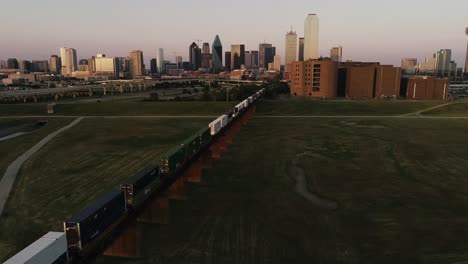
left=217, top=115, right=228, bottom=128
left=5, top=232, right=66, bottom=264
left=209, top=119, right=222, bottom=136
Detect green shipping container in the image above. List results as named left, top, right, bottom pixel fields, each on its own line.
left=160, top=144, right=186, bottom=175
left=183, top=133, right=201, bottom=159
left=132, top=177, right=161, bottom=207
left=198, top=127, right=211, bottom=147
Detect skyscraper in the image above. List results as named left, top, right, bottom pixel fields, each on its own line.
left=298, top=38, right=305, bottom=61
left=435, top=49, right=451, bottom=77
left=202, top=43, right=210, bottom=54
left=7, top=58, right=19, bottom=69
left=265, top=46, right=276, bottom=67
left=60, top=47, right=77, bottom=76
left=31, top=60, right=49, bottom=73
left=157, top=48, right=165, bottom=74
left=225, top=52, right=231, bottom=71
left=150, top=58, right=157, bottom=75
left=304, top=14, right=319, bottom=60
left=330, top=46, right=343, bottom=62
left=231, top=45, right=245, bottom=70
left=176, top=56, right=183, bottom=69
left=465, top=27, right=468, bottom=73
left=212, top=35, right=223, bottom=73
left=189, top=42, right=201, bottom=70
left=129, top=50, right=144, bottom=77
left=285, top=29, right=298, bottom=65
left=259, top=43, right=273, bottom=68
left=273, top=55, right=281, bottom=71
left=50, top=55, right=61, bottom=74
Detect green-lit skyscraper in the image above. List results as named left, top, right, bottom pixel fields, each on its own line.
left=212, top=35, right=223, bottom=73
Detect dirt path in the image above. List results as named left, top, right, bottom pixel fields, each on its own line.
left=0, top=132, right=28, bottom=142
left=291, top=152, right=338, bottom=210
left=0, top=117, right=83, bottom=216
left=401, top=102, right=457, bottom=116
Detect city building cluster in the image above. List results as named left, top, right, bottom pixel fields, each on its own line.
left=0, top=15, right=466, bottom=100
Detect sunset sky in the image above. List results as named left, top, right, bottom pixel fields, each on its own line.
left=1, top=0, right=467, bottom=66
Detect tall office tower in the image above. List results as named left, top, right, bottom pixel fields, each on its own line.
left=285, top=29, right=298, bottom=65
left=273, top=55, right=281, bottom=71
left=150, top=58, right=157, bottom=75
left=417, top=57, right=437, bottom=75
left=330, top=46, right=343, bottom=62
left=31, top=60, right=49, bottom=72
left=88, top=56, right=96, bottom=73
left=156, top=48, right=165, bottom=74
left=259, top=43, right=273, bottom=68
left=95, top=54, right=119, bottom=77
left=129, top=50, right=145, bottom=77
left=212, top=35, right=223, bottom=73
left=50, top=55, right=61, bottom=74
left=78, top=59, right=89, bottom=72
left=298, top=38, right=305, bottom=61
left=434, top=49, right=452, bottom=77
left=60, top=47, right=77, bottom=76
left=401, top=58, right=417, bottom=75
left=465, top=27, right=468, bottom=73
left=251, top=51, right=259, bottom=68
left=189, top=42, right=201, bottom=70
left=7, top=58, right=19, bottom=69
left=244, top=51, right=253, bottom=69
left=304, top=14, right=319, bottom=60
left=231, top=45, right=245, bottom=70
left=225, top=51, right=232, bottom=71
left=176, top=56, right=183, bottom=68
left=265, top=46, right=276, bottom=67
left=19, top=60, right=31, bottom=73
left=202, top=43, right=210, bottom=54
left=0, top=60, right=7, bottom=68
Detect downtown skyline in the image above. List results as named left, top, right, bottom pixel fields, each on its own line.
left=0, top=0, right=467, bottom=67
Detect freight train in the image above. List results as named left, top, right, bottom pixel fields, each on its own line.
left=60, top=88, right=266, bottom=262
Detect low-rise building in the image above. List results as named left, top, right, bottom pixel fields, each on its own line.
left=403, top=76, right=448, bottom=100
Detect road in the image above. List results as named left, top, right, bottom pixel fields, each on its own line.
left=0, top=117, right=83, bottom=216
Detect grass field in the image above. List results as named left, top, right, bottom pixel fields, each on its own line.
left=0, top=118, right=211, bottom=262
left=0, top=119, right=73, bottom=181
left=95, top=114, right=468, bottom=263
left=0, top=101, right=236, bottom=116
left=422, top=101, right=468, bottom=116
left=255, top=99, right=446, bottom=116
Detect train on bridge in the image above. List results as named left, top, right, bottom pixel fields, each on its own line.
left=4, top=88, right=265, bottom=264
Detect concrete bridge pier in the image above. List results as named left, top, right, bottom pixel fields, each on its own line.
left=137, top=195, right=170, bottom=225
left=103, top=222, right=141, bottom=258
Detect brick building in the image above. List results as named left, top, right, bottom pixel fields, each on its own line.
left=290, top=59, right=338, bottom=98
left=403, top=76, right=448, bottom=100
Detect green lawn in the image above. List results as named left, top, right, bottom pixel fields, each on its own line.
left=422, top=102, right=468, bottom=116
left=0, top=101, right=236, bottom=116
left=255, top=99, right=445, bottom=116
left=0, top=118, right=211, bottom=262
left=95, top=116, right=468, bottom=264
left=0, top=119, right=73, bottom=181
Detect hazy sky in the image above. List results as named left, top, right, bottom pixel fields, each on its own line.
left=1, top=0, right=467, bottom=66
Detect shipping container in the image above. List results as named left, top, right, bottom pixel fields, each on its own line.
left=64, top=190, right=126, bottom=258
left=209, top=119, right=222, bottom=136
left=5, top=232, right=67, bottom=264
left=197, top=127, right=211, bottom=147
left=217, top=115, right=228, bottom=128
left=183, top=133, right=201, bottom=158
left=120, top=165, right=160, bottom=206
left=160, top=144, right=186, bottom=175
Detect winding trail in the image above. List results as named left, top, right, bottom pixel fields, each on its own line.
left=0, top=117, right=83, bottom=216
left=292, top=152, right=338, bottom=210
left=0, top=132, right=28, bottom=142
left=400, top=102, right=457, bottom=116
